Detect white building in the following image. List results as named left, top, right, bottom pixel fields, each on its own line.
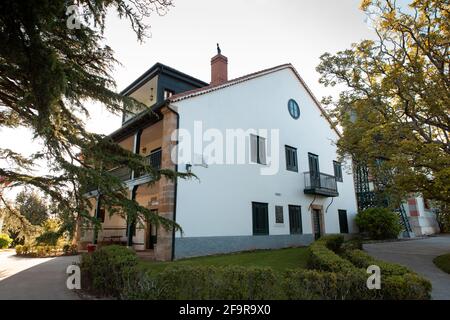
left=82, top=50, right=359, bottom=260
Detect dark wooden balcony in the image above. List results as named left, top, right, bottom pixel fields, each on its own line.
left=303, top=171, right=339, bottom=197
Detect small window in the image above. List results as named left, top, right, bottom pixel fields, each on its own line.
left=275, top=206, right=284, bottom=223
left=288, top=99, right=300, bottom=119
left=164, top=89, right=174, bottom=99
left=338, top=210, right=349, bottom=234
left=334, top=161, right=343, bottom=182
left=285, top=146, right=298, bottom=172
left=252, top=202, right=269, bottom=235
left=250, top=134, right=266, bottom=165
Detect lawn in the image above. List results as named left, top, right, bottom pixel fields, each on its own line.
left=139, top=247, right=309, bottom=274
left=433, top=253, right=450, bottom=274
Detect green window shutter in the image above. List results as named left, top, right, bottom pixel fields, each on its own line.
left=252, top=202, right=269, bottom=235
left=338, top=209, right=349, bottom=233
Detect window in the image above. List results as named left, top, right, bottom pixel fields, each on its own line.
left=338, top=210, right=349, bottom=234
left=275, top=206, right=284, bottom=223
left=285, top=146, right=298, bottom=172
left=164, top=89, right=174, bottom=99
left=289, top=205, right=302, bottom=234
left=250, top=134, right=266, bottom=165
left=288, top=99, right=300, bottom=119
left=334, top=161, right=343, bottom=182
left=252, top=202, right=269, bottom=235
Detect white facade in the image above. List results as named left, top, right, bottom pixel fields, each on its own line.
left=170, top=66, right=358, bottom=257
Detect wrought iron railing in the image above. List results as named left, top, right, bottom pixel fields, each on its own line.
left=304, top=171, right=338, bottom=196
left=137, top=149, right=162, bottom=177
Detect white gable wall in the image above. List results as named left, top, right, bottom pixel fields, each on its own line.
left=172, top=68, right=358, bottom=241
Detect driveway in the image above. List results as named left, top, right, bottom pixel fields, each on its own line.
left=364, top=235, right=450, bottom=300
left=0, top=250, right=80, bottom=300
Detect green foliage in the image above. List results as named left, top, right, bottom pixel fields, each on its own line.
left=80, top=240, right=431, bottom=300
left=15, top=190, right=49, bottom=226
left=63, top=244, right=78, bottom=255
left=0, top=0, right=185, bottom=243
left=80, top=245, right=138, bottom=297
left=35, top=231, right=61, bottom=246
left=307, top=236, right=355, bottom=272
left=305, top=236, right=431, bottom=299
left=0, top=233, right=12, bottom=248
left=342, top=249, right=410, bottom=276
left=317, top=0, right=450, bottom=204
left=284, top=269, right=377, bottom=300
left=433, top=253, right=450, bottom=274
left=126, top=266, right=280, bottom=300
left=355, top=208, right=403, bottom=239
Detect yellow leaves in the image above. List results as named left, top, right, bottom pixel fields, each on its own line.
left=360, top=0, right=373, bottom=11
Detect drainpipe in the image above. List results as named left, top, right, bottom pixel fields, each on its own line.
left=164, top=101, right=180, bottom=261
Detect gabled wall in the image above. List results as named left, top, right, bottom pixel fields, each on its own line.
left=171, top=67, right=358, bottom=258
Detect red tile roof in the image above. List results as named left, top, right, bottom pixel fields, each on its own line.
left=169, top=63, right=340, bottom=137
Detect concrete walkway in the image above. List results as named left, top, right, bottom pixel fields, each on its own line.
left=364, top=235, right=450, bottom=300
left=0, top=250, right=80, bottom=300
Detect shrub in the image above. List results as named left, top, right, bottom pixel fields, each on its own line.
left=36, top=231, right=61, bottom=246
left=307, top=235, right=355, bottom=272
left=123, top=265, right=280, bottom=300
left=284, top=269, right=379, bottom=300
left=0, top=233, right=13, bottom=249
left=22, top=244, right=30, bottom=255
left=36, top=246, right=45, bottom=257
left=355, top=207, right=403, bottom=240
left=63, top=244, right=78, bottom=255
left=80, top=245, right=138, bottom=297
left=342, top=249, right=410, bottom=276
left=383, top=273, right=431, bottom=300
left=15, top=244, right=23, bottom=255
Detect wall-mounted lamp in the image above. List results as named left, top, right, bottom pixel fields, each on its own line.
left=185, top=163, right=192, bottom=173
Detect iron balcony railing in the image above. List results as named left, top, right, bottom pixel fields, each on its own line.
left=303, top=171, right=339, bottom=197
left=86, top=149, right=162, bottom=192
left=136, top=149, right=162, bottom=177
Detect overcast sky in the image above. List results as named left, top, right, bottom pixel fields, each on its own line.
left=1, top=0, right=376, bottom=199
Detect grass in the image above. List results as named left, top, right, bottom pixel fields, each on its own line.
left=138, top=246, right=309, bottom=274
left=433, top=253, right=450, bottom=274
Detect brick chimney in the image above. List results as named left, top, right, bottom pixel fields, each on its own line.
left=210, top=43, right=228, bottom=85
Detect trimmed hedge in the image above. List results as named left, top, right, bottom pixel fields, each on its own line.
left=124, top=265, right=280, bottom=300
left=342, top=249, right=410, bottom=276
left=80, top=239, right=432, bottom=300
left=306, top=235, right=431, bottom=299
left=307, top=235, right=355, bottom=272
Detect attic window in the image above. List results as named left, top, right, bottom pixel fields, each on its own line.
left=288, top=99, right=300, bottom=119
left=164, top=89, right=174, bottom=99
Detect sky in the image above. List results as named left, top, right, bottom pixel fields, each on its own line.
left=1, top=0, right=376, bottom=199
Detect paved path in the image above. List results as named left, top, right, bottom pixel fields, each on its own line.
left=0, top=250, right=80, bottom=300
left=364, top=235, right=450, bottom=300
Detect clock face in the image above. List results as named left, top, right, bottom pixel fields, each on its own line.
left=288, top=99, right=300, bottom=119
